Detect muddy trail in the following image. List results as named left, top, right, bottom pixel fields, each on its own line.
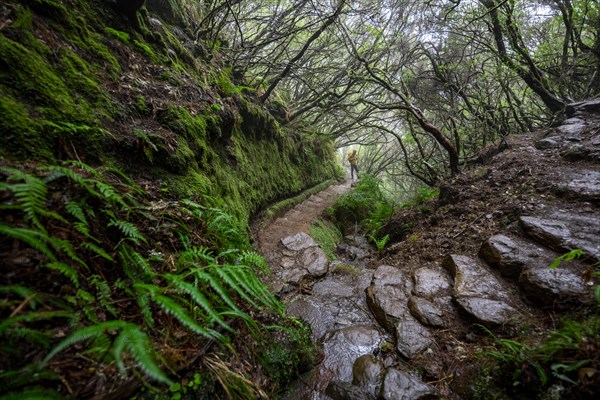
left=252, top=101, right=600, bottom=400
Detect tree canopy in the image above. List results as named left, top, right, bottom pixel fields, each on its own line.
left=195, top=0, right=600, bottom=190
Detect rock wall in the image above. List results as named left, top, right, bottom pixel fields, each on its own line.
left=0, top=0, right=339, bottom=224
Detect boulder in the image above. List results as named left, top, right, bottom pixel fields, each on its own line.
left=412, top=267, right=452, bottom=297
left=442, top=255, right=521, bottom=326
left=408, top=296, right=446, bottom=328
left=381, top=368, right=439, bottom=400
left=321, top=325, right=386, bottom=383
left=520, top=209, right=600, bottom=260
left=395, top=318, right=433, bottom=359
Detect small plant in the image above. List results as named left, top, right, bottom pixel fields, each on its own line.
left=369, top=233, right=390, bottom=255
left=308, top=218, right=343, bottom=260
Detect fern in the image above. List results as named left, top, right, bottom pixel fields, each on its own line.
left=118, top=244, right=154, bottom=278
left=146, top=289, right=224, bottom=341
left=95, top=181, right=127, bottom=208
left=0, top=166, right=66, bottom=230
left=109, top=219, right=147, bottom=244
left=0, top=311, right=71, bottom=335
left=166, top=275, right=232, bottom=332
left=40, top=320, right=172, bottom=385
left=176, top=246, right=215, bottom=268
left=237, top=250, right=270, bottom=274
left=64, top=201, right=87, bottom=224
left=81, top=242, right=113, bottom=261
left=0, top=224, right=56, bottom=261
left=90, top=275, right=117, bottom=317
left=45, top=262, right=79, bottom=288
left=193, top=268, right=242, bottom=313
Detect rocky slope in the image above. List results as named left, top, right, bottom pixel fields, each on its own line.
left=255, top=101, right=600, bottom=399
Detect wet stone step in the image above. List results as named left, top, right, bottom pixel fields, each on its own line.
left=520, top=208, right=600, bottom=260
left=326, top=354, right=439, bottom=400
left=480, top=234, right=594, bottom=307
left=442, top=255, right=522, bottom=326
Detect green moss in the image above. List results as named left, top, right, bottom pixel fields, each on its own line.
left=104, top=27, right=130, bottom=44
left=57, top=48, right=105, bottom=106
left=134, top=39, right=160, bottom=63
left=166, top=169, right=214, bottom=198
left=0, top=93, right=51, bottom=160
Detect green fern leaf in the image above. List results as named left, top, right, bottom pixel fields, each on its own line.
left=151, top=294, right=223, bottom=341
left=237, top=250, right=270, bottom=274
left=119, top=325, right=173, bottom=385
left=48, top=237, right=88, bottom=270
left=194, top=268, right=241, bottom=313
left=166, top=275, right=232, bottom=331
left=65, top=201, right=87, bottom=224
left=40, top=320, right=171, bottom=385
left=176, top=246, right=215, bottom=268
left=213, top=266, right=259, bottom=309
left=45, top=262, right=79, bottom=287
left=0, top=311, right=71, bottom=335
left=109, top=219, right=147, bottom=244
left=0, top=224, right=56, bottom=261
left=81, top=242, right=114, bottom=261
left=96, top=181, right=127, bottom=207
left=118, top=244, right=153, bottom=277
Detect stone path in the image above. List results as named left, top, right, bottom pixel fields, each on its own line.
left=254, top=101, right=600, bottom=400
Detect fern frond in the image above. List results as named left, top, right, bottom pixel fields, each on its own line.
left=118, top=325, right=173, bottom=385
left=118, top=244, right=153, bottom=277
left=212, top=266, right=259, bottom=309
left=237, top=250, right=270, bottom=274
left=109, top=219, right=147, bottom=244
left=151, top=294, right=223, bottom=341
left=3, top=326, right=52, bottom=348
left=40, top=320, right=172, bottom=385
left=1, top=167, right=49, bottom=230
left=194, top=268, right=242, bottom=313
left=135, top=291, right=155, bottom=327
left=48, top=237, right=88, bottom=269
left=90, top=275, right=117, bottom=317
left=96, top=181, right=127, bottom=208
left=81, top=242, right=113, bottom=261
left=176, top=246, right=215, bottom=268
left=0, top=311, right=71, bottom=335
left=65, top=201, right=87, bottom=224
left=45, top=262, right=79, bottom=287
left=227, top=266, right=281, bottom=311
left=166, top=275, right=232, bottom=331
left=0, top=285, right=35, bottom=299
left=0, top=224, right=56, bottom=261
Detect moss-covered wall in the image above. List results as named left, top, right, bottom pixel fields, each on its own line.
left=0, top=0, right=339, bottom=225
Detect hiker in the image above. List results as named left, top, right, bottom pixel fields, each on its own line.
left=347, top=149, right=359, bottom=180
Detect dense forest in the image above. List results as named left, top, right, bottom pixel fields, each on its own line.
left=1, top=0, right=599, bottom=399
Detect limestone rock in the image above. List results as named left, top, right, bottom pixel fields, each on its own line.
left=381, top=368, right=439, bottom=400
left=408, top=296, right=446, bottom=328
left=519, top=267, right=592, bottom=307
left=479, top=234, right=546, bottom=278
left=321, top=325, right=386, bottom=383
left=442, top=255, right=521, bottom=326
left=520, top=209, right=600, bottom=260
left=412, top=267, right=452, bottom=297
left=281, top=232, right=317, bottom=251
left=366, top=285, right=411, bottom=333
left=395, top=318, right=433, bottom=359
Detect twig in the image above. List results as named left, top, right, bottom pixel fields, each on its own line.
left=452, top=213, right=486, bottom=239
left=9, top=294, right=36, bottom=318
